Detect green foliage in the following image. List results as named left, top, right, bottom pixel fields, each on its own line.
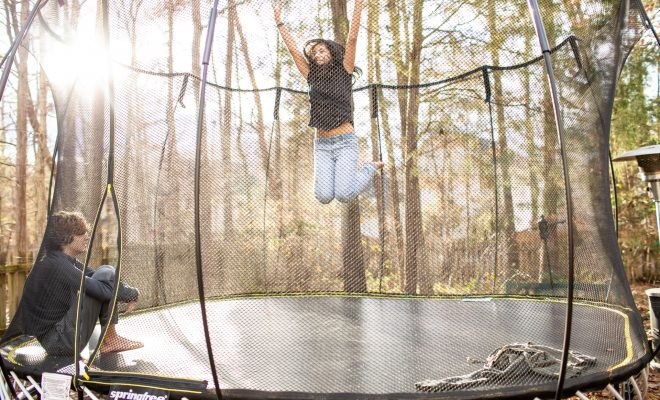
left=611, top=43, right=658, bottom=149
left=610, top=27, right=659, bottom=283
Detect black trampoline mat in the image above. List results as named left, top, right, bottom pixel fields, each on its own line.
left=1, top=296, right=646, bottom=396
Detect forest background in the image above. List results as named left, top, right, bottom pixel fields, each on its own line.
left=0, top=0, right=655, bottom=290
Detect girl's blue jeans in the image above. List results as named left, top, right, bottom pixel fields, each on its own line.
left=314, top=132, right=377, bottom=204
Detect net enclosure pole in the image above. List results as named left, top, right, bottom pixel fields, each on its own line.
left=0, top=1, right=46, bottom=394
left=526, top=1, right=577, bottom=399
left=193, top=0, right=223, bottom=397
left=0, top=0, right=47, bottom=102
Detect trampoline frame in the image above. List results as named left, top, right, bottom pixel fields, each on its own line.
left=0, top=294, right=653, bottom=400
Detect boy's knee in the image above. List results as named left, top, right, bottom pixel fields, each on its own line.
left=93, top=265, right=116, bottom=280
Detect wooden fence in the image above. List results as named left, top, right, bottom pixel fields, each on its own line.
left=0, top=264, right=30, bottom=332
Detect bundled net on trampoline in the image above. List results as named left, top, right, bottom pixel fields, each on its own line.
left=0, top=0, right=655, bottom=399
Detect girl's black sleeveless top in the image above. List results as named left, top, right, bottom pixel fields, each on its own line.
left=307, top=64, right=353, bottom=131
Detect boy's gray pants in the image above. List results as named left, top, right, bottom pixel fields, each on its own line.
left=38, top=265, right=118, bottom=356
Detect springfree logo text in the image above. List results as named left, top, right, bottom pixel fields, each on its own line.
left=109, top=389, right=168, bottom=400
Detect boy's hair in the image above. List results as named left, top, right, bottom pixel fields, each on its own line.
left=44, top=211, right=90, bottom=251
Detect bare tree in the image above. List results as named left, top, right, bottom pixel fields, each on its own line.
left=365, top=0, right=385, bottom=290
left=0, top=87, right=9, bottom=329
left=366, top=0, right=405, bottom=291
left=220, top=0, right=237, bottom=240
left=230, top=3, right=269, bottom=173
left=83, top=0, right=108, bottom=268
left=487, top=0, right=518, bottom=284
left=34, top=60, right=52, bottom=248
left=13, top=0, right=29, bottom=268
left=152, top=0, right=178, bottom=306
left=402, top=0, right=426, bottom=294
left=386, top=0, right=410, bottom=160
left=330, top=0, right=366, bottom=293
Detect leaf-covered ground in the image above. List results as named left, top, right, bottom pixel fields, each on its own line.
left=569, top=282, right=659, bottom=400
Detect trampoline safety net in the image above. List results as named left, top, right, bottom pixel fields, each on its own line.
left=0, top=0, right=654, bottom=399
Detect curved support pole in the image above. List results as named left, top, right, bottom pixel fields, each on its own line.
left=193, top=0, right=222, bottom=398
left=0, top=1, right=47, bottom=395
left=0, top=0, right=48, bottom=102
left=526, top=1, right=576, bottom=400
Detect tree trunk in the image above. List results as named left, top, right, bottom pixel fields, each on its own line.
left=221, top=1, right=236, bottom=240
left=152, top=0, right=178, bottom=305
left=487, top=0, right=518, bottom=280
left=376, top=93, right=405, bottom=291
left=379, top=98, right=405, bottom=291
left=403, top=0, right=425, bottom=294
left=0, top=99, right=8, bottom=265
left=271, top=46, right=285, bottom=288
left=286, top=135, right=306, bottom=291
left=330, top=0, right=366, bottom=292
left=329, top=0, right=349, bottom=42
left=524, top=36, right=539, bottom=227
left=15, top=0, right=29, bottom=266
left=386, top=0, right=409, bottom=147
left=35, top=41, right=51, bottom=246
left=230, top=3, right=269, bottom=174
left=190, top=0, right=202, bottom=97
left=0, top=74, right=9, bottom=329
left=366, top=0, right=387, bottom=290
left=271, top=50, right=284, bottom=203
left=86, top=0, right=107, bottom=268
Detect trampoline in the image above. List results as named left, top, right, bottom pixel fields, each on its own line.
left=1, top=296, right=648, bottom=398
left=0, top=0, right=657, bottom=398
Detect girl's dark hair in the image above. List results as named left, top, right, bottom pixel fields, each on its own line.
left=44, top=211, right=90, bottom=251
left=303, top=39, right=362, bottom=79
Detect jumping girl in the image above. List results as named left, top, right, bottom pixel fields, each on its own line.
left=273, top=0, right=384, bottom=204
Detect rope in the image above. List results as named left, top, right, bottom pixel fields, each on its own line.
left=111, top=36, right=580, bottom=95
left=150, top=23, right=191, bottom=307
left=261, top=84, right=281, bottom=294
left=261, top=32, right=285, bottom=295
left=605, top=150, right=619, bottom=302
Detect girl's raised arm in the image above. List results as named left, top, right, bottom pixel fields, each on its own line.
left=273, top=1, right=310, bottom=79
left=343, top=0, right=363, bottom=74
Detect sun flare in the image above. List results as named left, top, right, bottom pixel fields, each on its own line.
left=43, top=37, right=133, bottom=94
